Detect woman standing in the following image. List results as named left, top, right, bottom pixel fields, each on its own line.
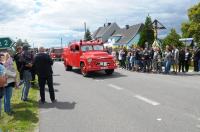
left=164, top=47, right=172, bottom=74
left=3, top=52, right=17, bottom=114
left=0, top=53, right=6, bottom=116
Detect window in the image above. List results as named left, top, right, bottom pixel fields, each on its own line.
left=81, top=45, right=104, bottom=52
left=50, top=48, right=63, bottom=53
left=93, top=45, right=104, bottom=51
left=81, top=45, right=93, bottom=52
left=53, top=49, right=63, bottom=53
left=75, top=45, right=79, bottom=51
left=70, top=45, right=75, bottom=51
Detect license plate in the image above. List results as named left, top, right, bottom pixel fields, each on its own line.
left=100, top=67, right=108, bottom=69
left=100, top=62, right=107, bottom=66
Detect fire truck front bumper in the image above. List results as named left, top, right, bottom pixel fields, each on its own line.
left=86, top=64, right=117, bottom=72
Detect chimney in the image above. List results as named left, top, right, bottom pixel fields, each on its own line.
left=125, top=25, right=129, bottom=29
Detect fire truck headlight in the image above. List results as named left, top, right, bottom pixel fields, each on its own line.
left=87, top=58, right=92, bottom=63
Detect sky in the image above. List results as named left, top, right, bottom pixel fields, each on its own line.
left=0, top=0, right=199, bottom=48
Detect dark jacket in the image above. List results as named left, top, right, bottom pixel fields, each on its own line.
left=33, top=53, right=53, bottom=77
left=135, top=50, right=140, bottom=60
left=194, top=49, right=200, bottom=61
left=179, top=50, right=185, bottom=61
left=13, top=52, right=22, bottom=71
left=20, top=50, right=34, bottom=71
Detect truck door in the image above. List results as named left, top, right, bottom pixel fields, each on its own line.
left=73, top=45, right=80, bottom=67
left=69, top=45, right=75, bottom=65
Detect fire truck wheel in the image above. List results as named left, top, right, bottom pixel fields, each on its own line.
left=80, top=63, right=88, bottom=77
left=66, top=65, right=72, bottom=71
left=105, top=69, right=114, bottom=75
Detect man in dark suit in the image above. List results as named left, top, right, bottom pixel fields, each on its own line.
left=33, top=47, right=55, bottom=103
left=179, top=48, right=185, bottom=72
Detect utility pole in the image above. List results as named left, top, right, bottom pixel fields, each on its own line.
left=61, top=37, right=63, bottom=48
left=84, top=22, right=87, bottom=38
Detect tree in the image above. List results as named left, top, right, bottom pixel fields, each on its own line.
left=163, top=28, right=183, bottom=48
left=84, top=29, right=92, bottom=41
left=14, top=39, right=30, bottom=50
left=138, top=15, right=154, bottom=48
left=15, top=39, right=23, bottom=47
left=181, top=2, right=200, bottom=46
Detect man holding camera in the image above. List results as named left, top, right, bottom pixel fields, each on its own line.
left=20, top=45, right=33, bottom=101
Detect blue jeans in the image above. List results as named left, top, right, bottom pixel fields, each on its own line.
left=4, top=86, right=13, bottom=113
left=22, top=70, right=32, bottom=101
left=0, top=88, right=4, bottom=115
left=165, top=60, right=171, bottom=74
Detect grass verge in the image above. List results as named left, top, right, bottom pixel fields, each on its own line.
left=0, top=85, right=39, bottom=132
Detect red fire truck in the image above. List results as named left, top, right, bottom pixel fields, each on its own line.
left=50, top=47, right=63, bottom=61
left=62, top=40, right=117, bottom=77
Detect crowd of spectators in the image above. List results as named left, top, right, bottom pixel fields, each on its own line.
left=106, top=45, right=200, bottom=74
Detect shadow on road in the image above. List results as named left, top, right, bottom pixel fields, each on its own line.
left=53, top=74, right=61, bottom=76
left=45, top=88, right=59, bottom=92
left=53, top=82, right=61, bottom=86
left=90, top=71, right=127, bottom=79
left=152, top=72, right=200, bottom=77
left=69, top=69, right=127, bottom=79
left=172, top=72, right=200, bottom=77
left=39, top=101, right=76, bottom=110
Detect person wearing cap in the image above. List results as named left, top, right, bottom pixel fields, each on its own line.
left=13, top=46, right=23, bottom=86
left=20, top=45, right=33, bottom=101
left=33, top=47, right=56, bottom=103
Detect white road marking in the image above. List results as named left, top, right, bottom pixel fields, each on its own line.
left=198, top=118, right=200, bottom=121
left=108, top=84, right=123, bottom=90
left=157, top=118, right=162, bottom=121
left=196, top=125, right=200, bottom=128
left=134, top=95, right=160, bottom=106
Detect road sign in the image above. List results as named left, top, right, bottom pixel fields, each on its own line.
left=0, top=37, right=14, bottom=49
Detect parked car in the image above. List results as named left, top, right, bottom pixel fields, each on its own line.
left=62, top=40, right=117, bottom=76
left=50, top=47, right=63, bottom=61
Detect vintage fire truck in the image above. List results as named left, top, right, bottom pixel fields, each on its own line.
left=63, top=40, right=117, bottom=77
left=50, top=47, right=63, bottom=61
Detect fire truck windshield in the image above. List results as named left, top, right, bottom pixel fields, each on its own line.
left=51, top=48, right=63, bottom=53
left=81, top=45, right=104, bottom=52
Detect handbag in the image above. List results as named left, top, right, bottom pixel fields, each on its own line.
left=0, top=76, right=7, bottom=88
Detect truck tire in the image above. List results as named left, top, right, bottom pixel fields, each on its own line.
left=66, top=65, right=72, bottom=71
left=105, top=69, right=114, bottom=75
left=80, top=63, right=88, bottom=77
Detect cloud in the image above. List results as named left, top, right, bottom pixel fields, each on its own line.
left=0, top=0, right=199, bottom=47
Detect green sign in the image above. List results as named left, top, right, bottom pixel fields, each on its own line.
left=0, top=37, right=14, bottom=48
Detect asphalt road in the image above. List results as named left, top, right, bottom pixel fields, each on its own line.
left=39, top=62, right=200, bottom=132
